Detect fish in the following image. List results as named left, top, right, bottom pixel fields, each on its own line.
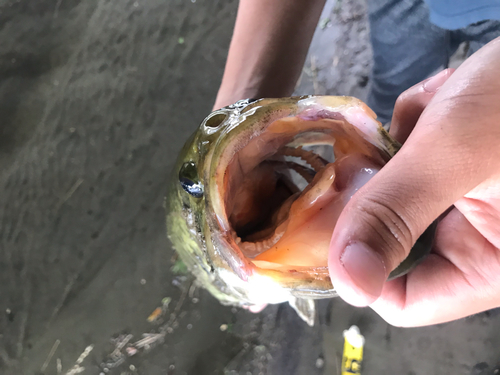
left=166, top=96, right=436, bottom=326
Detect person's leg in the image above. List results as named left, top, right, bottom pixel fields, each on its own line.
left=460, top=20, right=500, bottom=56
left=366, top=0, right=458, bottom=124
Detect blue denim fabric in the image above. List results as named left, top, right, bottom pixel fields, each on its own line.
left=366, top=0, right=500, bottom=124
left=425, top=0, right=500, bottom=30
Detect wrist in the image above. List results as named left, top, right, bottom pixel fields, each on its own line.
left=213, top=72, right=296, bottom=110
left=213, top=86, right=262, bottom=111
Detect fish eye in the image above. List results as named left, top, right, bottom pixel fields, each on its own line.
left=179, top=161, right=203, bottom=198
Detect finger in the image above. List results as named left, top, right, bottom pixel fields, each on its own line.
left=371, top=208, right=500, bottom=327
left=328, top=42, right=500, bottom=307
left=389, top=69, right=454, bottom=143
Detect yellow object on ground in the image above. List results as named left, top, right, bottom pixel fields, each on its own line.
left=341, top=325, right=365, bottom=375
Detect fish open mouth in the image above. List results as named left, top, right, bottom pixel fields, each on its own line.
left=217, top=98, right=394, bottom=271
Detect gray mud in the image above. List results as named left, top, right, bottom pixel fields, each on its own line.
left=0, top=0, right=497, bottom=374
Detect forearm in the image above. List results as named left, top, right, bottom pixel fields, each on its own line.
left=213, top=0, right=326, bottom=109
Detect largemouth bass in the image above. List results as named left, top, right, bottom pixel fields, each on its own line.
left=166, top=96, right=435, bottom=325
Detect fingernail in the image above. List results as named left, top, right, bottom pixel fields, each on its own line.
left=423, top=69, right=453, bottom=93
left=340, top=242, right=387, bottom=299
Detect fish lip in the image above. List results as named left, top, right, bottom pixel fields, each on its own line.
left=205, top=100, right=305, bottom=279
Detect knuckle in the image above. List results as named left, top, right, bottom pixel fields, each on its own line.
left=394, top=94, right=407, bottom=109
left=356, top=193, right=416, bottom=267
left=395, top=85, right=427, bottom=111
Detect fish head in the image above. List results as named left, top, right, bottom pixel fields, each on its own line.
left=167, top=96, right=435, bottom=315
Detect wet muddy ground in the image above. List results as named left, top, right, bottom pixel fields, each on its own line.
left=0, top=0, right=498, bottom=374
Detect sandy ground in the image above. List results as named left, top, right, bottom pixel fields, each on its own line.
left=0, top=0, right=498, bottom=374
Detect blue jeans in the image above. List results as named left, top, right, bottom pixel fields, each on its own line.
left=366, top=0, right=500, bottom=124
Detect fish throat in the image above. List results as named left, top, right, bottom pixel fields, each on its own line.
left=220, top=111, right=390, bottom=270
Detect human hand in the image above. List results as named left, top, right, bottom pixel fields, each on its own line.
left=328, top=37, right=500, bottom=327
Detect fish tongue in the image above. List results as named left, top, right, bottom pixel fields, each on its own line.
left=253, top=153, right=380, bottom=268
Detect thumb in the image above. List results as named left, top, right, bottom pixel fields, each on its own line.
left=328, top=51, right=500, bottom=306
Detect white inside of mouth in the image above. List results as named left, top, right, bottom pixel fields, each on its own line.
left=222, top=113, right=387, bottom=269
